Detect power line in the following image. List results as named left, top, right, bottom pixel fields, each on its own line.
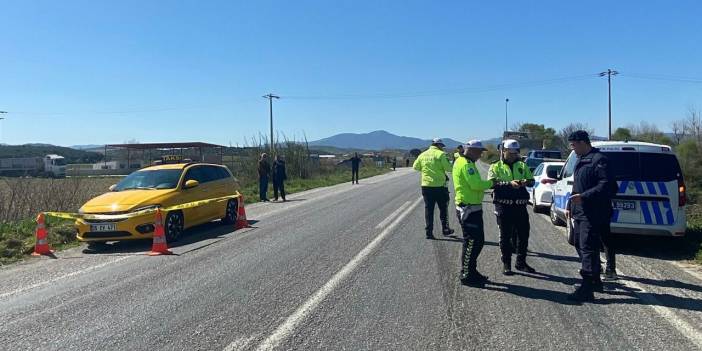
left=620, top=73, right=702, bottom=83
left=284, top=73, right=601, bottom=100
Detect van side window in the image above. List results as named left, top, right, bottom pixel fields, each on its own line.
left=562, top=152, right=577, bottom=178
left=183, top=166, right=209, bottom=184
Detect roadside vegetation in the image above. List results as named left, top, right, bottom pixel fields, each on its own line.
left=0, top=137, right=391, bottom=265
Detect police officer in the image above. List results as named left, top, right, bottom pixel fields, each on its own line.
left=488, top=139, right=536, bottom=275
left=453, top=145, right=464, bottom=163
left=567, top=130, right=617, bottom=302
left=413, top=138, right=454, bottom=239
left=453, top=140, right=494, bottom=286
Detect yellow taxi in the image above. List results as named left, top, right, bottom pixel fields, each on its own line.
left=76, top=162, right=241, bottom=244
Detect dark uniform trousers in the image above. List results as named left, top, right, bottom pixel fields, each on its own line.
left=421, top=186, right=450, bottom=235
left=495, top=204, right=530, bottom=265
left=273, top=180, right=285, bottom=201
left=351, top=167, right=359, bottom=184
left=457, top=209, right=485, bottom=278
left=574, top=218, right=612, bottom=278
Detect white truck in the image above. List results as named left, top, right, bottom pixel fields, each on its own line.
left=0, top=154, right=67, bottom=177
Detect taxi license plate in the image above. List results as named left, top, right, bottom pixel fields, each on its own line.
left=90, top=223, right=116, bottom=232
left=613, top=200, right=636, bottom=211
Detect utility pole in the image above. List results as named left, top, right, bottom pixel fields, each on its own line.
left=504, top=98, right=509, bottom=133
left=262, top=94, right=280, bottom=154
left=0, top=111, right=7, bottom=144
left=599, top=69, right=619, bottom=140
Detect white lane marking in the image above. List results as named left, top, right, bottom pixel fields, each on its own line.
left=223, top=336, right=257, bottom=351
left=0, top=256, right=130, bottom=299
left=245, top=197, right=423, bottom=351
left=533, top=212, right=702, bottom=347
left=376, top=201, right=411, bottom=229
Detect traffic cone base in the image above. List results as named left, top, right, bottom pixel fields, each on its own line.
left=149, top=209, right=173, bottom=256
left=32, top=213, right=54, bottom=256
left=235, top=195, right=250, bottom=230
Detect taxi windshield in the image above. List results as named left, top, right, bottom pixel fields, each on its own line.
left=114, top=169, right=183, bottom=191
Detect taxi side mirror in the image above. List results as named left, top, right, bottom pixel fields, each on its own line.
left=109, top=184, right=117, bottom=191
left=184, top=179, right=199, bottom=189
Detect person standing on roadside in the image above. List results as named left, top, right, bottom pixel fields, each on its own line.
left=258, top=153, right=271, bottom=202
left=488, top=139, right=536, bottom=275
left=566, top=130, right=617, bottom=302
left=413, top=138, right=455, bottom=239
left=453, top=140, right=494, bottom=286
left=350, top=152, right=362, bottom=184
left=272, top=154, right=287, bottom=202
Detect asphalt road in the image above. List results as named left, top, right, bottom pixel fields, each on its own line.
left=1, top=166, right=702, bottom=350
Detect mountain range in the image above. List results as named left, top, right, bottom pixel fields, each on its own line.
left=308, top=130, right=465, bottom=151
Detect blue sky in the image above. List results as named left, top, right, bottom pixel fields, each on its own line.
left=1, top=0, right=701, bottom=146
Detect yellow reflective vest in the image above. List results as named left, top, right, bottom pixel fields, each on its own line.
left=452, top=156, right=493, bottom=205
left=413, top=146, right=452, bottom=187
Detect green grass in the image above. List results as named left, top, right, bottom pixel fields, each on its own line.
left=685, top=204, right=702, bottom=265
left=0, top=217, right=78, bottom=266
left=0, top=166, right=392, bottom=265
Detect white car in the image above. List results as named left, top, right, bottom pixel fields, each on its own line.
left=528, top=161, right=564, bottom=213
left=550, top=141, right=687, bottom=237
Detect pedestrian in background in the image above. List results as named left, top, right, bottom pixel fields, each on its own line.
left=453, top=140, right=494, bottom=286
left=392, top=157, right=397, bottom=171
left=258, top=153, right=271, bottom=202
left=272, top=154, right=287, bottom=202
left=566, top=130, right=617, bottom=302
left=350, top=152, right=362, bottom=184
left=413, top=138, right=454, bottom=239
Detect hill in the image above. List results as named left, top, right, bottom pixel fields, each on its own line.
left=309, top=130, right=463, bottom=150
left=0, top=144, right=104, bottom=163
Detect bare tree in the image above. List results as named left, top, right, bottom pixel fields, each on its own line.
left=686, top=105, right=702, bottom=145
left=559, top=123, right=595, bottom=148
left=670, top=120, right=686, bottom=145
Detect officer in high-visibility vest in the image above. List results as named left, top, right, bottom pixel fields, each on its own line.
left=488, top=139, right=536, bottom=275
left=453, top=140, right=494, bottom=286
left=453, top=145, right=464, bottom=164
left=413, top=138, right=454, bottom=239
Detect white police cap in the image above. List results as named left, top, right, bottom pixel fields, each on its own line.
left=502, top=139, right=520, bottom=150
left=465, top=139, right=488, bottom=151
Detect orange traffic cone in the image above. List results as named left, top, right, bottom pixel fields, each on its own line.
left=235, top=195, right=250, bottom=230
left=31, top=212, right=53, bottom=256
left=148, top=209, right=173, bottom=256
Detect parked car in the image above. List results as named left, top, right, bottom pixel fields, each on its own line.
left=527, top=161, right=564, bottom=213
left=550, top=141, right=687, bottom=237
left=76, top=162, right=241, bottom=245
left=524, top=149, right=562, bottom=171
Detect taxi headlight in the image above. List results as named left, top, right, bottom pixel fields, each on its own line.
left=131, top=205, right=161, bottom=213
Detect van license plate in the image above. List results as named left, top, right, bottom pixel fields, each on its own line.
left=90, top=223, right=116, bottom=232
left=613, top=200, right=636, bottom=211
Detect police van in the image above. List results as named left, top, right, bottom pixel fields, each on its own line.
left=550, top=141, right=687, bottom=237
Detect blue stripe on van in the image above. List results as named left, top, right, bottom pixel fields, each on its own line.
left=641, top=201, right=653, bottom=224
left=646, top=182, right=657, bottom=195
left=651, top=201, right=664, bottom=225
left=662, top=201, right=675, bottom=225
left=611, top=209, right=620, bottom=223
left=618, top=181, right=629, bottom=194
left=634, top=182, right=645, bottom=195
left=658, top=182, right=669, bottom=196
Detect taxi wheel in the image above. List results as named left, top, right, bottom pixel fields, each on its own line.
left=165, top=211, right=184, bottom=242
left=222, top=199, right=238, bottom=224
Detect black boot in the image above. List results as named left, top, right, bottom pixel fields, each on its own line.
left=502, top=262, right=514, bottom=276
left=461, top=271, right=488, bottom=286
left=426, top=231, right=435, bottom=240
left=442, top=227, right=455, bottom=236
left=592, top=276, right=604, bottom=293
left=567, top=281, right=595, bottom=303
left=515, top=261, right=536, bottom=273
